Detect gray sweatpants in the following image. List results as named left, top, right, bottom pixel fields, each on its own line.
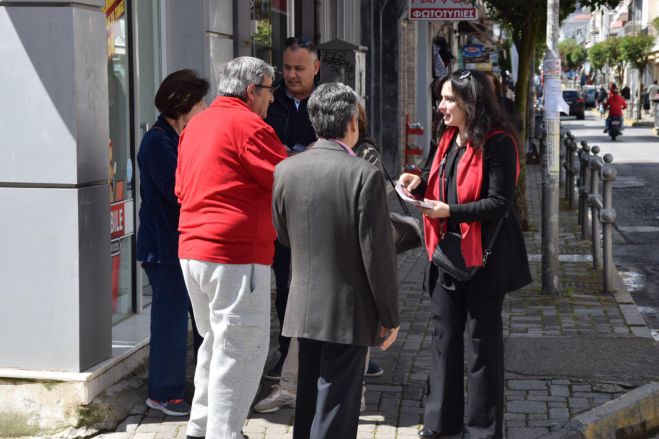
left=181, top=259, right=270, bottom=439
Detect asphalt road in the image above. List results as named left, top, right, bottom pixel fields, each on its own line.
left=561, top=110, right=659, bottom=340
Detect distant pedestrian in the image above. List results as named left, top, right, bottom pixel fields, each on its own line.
left=272, top=82, right=400, bottom=439
left=176, top=56, right=287, bottom=438
left=648, top=80, right=659, bottom=114
left=621, top=84, right=631, bottom=100
left=136, top=69, right=209, bottom=417
left=399, top=69, right=532, bottom=439
left=483, top=71, right=522, bottom=133
left=596, top=86, right=607, bottom=116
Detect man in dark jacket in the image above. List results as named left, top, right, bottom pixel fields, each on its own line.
left=255, top=36, right=320, bottom=414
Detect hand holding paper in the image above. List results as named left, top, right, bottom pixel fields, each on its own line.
left=395, top=182, right=434, bottom=209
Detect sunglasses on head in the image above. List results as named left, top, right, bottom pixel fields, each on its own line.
left=285, top=36, right=315, bottom=50
left=453, top=69, right=471, bottom=80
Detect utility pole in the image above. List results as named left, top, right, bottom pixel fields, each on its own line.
left=542, top=0, right=561, bottom=295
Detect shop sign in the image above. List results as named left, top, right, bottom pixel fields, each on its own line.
left=110, top=199, right=134, bottom=241
left=462, top=44, right=484, bottom=58
left=105, top=0, right=125, bottom=23
left=409, top=0, right=478, bottom=21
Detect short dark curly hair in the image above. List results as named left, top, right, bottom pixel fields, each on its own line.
left=155, top=69, right=210, bottom=119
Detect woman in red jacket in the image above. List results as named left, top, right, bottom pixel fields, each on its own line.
left=399, top=69, right=532, bottom=439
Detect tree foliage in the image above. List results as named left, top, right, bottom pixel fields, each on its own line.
left=558, top=39, right=588, bottom=71
left=588, top=41, right=608, bottom=75
left=604, top=37, right=626, bottom=86
left=621, top=34, right=655, bottom=71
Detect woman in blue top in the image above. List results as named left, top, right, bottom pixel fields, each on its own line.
left=136, top=69, right=209, bottom=416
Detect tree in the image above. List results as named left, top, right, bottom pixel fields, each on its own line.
left=559, top=39, right=588, bottom=71
left=604, top=37, right=626, bottom=86
left=588, top=41, right=608, bottom=81
left=621, top=34, right=655, bottom=120
left=483, top=0, right=619, bottom=230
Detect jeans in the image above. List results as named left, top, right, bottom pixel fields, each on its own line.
left=181, top=260, right=270, bottom=439
left=144, top=262, right=190, bottom=401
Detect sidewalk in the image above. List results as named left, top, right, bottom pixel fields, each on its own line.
left=89, top=162, right=658, bottom=439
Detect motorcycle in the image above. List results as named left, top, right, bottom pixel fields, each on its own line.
left=608, top=115, right=622, bottom=141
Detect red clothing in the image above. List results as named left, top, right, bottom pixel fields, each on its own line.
left=606, top=93, right=627, bottom=117
left=175, top=97, right=287, bottom=265
left=423, top=127, right=519, bottom=267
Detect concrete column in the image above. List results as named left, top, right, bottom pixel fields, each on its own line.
left=0, top=0, right=111, bottom=372
left=164, top=0, right=235, bottom=98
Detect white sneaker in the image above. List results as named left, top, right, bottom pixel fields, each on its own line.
left=253, top=385, right=296, bottom=413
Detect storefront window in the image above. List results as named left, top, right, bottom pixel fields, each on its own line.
left=106, top=0, right=135, bottom=324
left=134, top=0, right=162, bottom=309
left=252, top=0, right=290, bottom=76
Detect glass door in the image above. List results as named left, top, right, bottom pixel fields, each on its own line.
left=252, top=0, right=291, bottom=75
left=133, top=0, right=162, bottom=311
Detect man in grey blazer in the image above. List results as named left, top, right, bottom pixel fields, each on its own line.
left=272, top=82, right=400, bottom=439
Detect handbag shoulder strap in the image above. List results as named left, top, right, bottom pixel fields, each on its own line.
left=482, top=209, right=509, bottom=266
left=361, top=143, right=412, bottom=215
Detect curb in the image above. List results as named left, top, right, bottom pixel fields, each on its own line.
left=610, top=263, right=654, bottom=339
left=540, top=382, right=659, bottom=439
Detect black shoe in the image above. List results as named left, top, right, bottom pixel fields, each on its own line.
left=264, top=356, right=284, bottom=380
left=365, top=361, right=384, bottom=377
left=418, top=428, right=461, bottom=438
left=418, top=428, right=442, bottom=438
left=603, top=128, right=608, bottom=133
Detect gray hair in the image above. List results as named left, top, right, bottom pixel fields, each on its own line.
left=217, top=56, right=275, bottom=100
left=308, top=83, right=359, bottom=139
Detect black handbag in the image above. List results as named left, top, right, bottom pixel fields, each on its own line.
left=430, top=141, right=505, bottom=282
left=431, top=216, right=505, bottom=282
left=389, top=211, right=422, bottom=254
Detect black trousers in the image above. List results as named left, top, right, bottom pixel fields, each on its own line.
left=424, top=278, right=505, bottom=439
left=293, top=338, right=367, bottom=439
left=273, top=239, right=291, bottom=359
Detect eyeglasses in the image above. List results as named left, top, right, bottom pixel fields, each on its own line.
left=254, top=84, right=279, bottom=94
left=285, top=36, right=316, bottom=51
left=453, top=69, right=471, bottom=80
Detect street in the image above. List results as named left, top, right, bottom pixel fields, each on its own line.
left=561, top=110, right=659, bottom=340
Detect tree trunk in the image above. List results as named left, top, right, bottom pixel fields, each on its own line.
left=637, top=68, right=644, bottom=121
left=512, top=17, right=537, bottom=231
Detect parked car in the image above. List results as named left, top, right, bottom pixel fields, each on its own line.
left=582, top=86, right=597, bottom=109
left=562, top=89, right=585, bottom=120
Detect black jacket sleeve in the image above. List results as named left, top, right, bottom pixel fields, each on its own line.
left=449, top=134, right=517, bottom=223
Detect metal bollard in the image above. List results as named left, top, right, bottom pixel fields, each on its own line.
left=566, top=137, right=577, bottom=209
left=560, top=130, right=568, bottom=188
left=588, top=146, right=603, bottom=270
left=600, top=154, right=617, bottom=292
left=578, top=141, right=591, bottom=239
left=563, top=133, right=571, bottom=200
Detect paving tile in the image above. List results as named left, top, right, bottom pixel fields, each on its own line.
left=99, top=164, right=651, bottom=439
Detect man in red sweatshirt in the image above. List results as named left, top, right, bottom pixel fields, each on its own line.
left=604, top=85, right=627, bottom=134
left=175, top=56, right=287, bottom=439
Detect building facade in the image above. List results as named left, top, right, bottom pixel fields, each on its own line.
left=1, top=0, right=405, bottom=433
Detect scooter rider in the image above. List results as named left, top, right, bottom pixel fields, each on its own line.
left=603, top=84, right=627, bottom=134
